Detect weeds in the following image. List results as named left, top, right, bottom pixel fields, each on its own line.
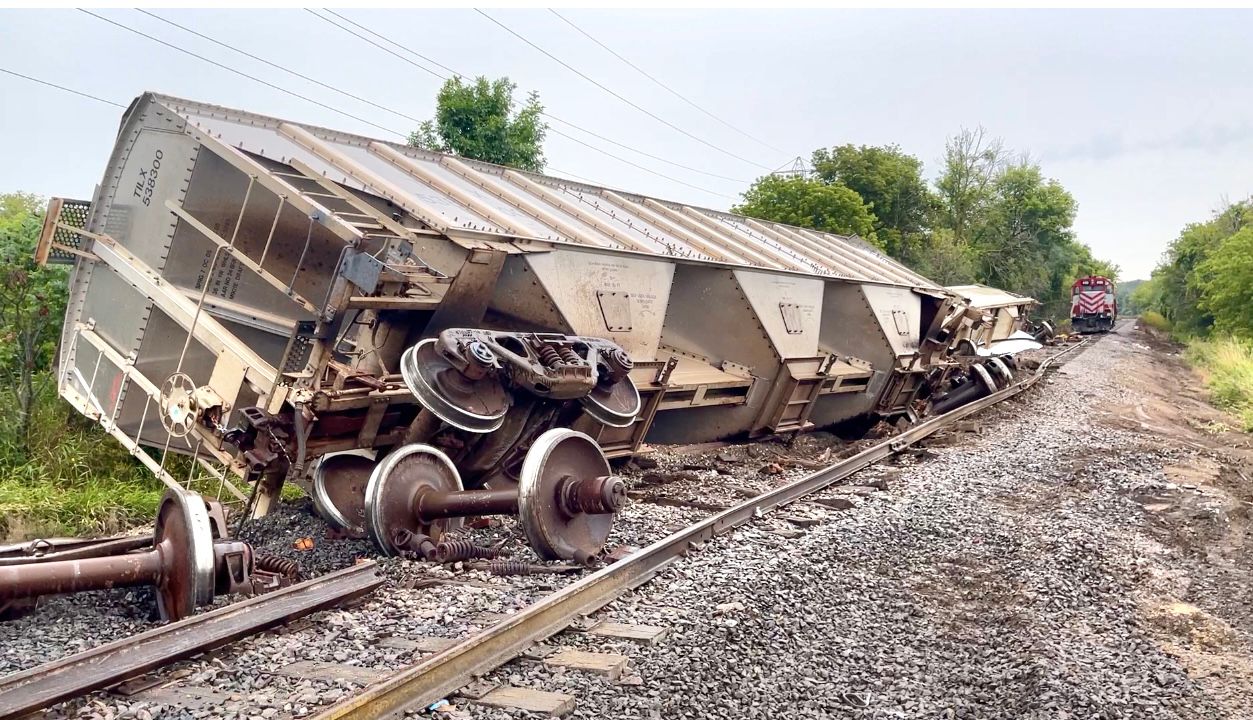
left=1140, top=311, right=1171, bottom=332
left=1186, top=336, right=1253, bottom=432
left=0, top=375, right=164, bottom=539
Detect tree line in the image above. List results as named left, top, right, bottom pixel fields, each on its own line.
left=733, top=129, right=1116, bottom=318
left=410, top=77, right=1115, bottom=319
left=1129, top=198, right=1253, bottom=338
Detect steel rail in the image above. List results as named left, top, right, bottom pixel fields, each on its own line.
left=0, top=561, right=384, bottom=719
left=315, top=340, right=1090, bottom=720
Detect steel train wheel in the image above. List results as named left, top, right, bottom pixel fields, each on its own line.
left=518, top=429, right=617, bottom=563
left=152, top=488, right=216, bottom=622
left=971, top=364, right=998, bottom=395
left=985, top=357, right=1013, bottom=387
left=364, top=444, right=465, bottom=556
left=400, top=339, right=508, bottom=434
left=580, top=378, right=642, bottom=428
left=312, top=453, right=374, bottom=539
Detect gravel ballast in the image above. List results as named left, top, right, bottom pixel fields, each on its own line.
left=7, top=325, right=1252, bottom=720
left=460, top=326, right=1253, bottom=719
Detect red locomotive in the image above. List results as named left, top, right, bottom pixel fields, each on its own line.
left=1070, top=275, right=1117, bottom=333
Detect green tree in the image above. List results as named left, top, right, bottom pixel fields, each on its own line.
left=934, top=127, right=1007, bottom=246
left=929, top=132, right=1114, bottom=319
left=1128, top=278, right=1161, bottom=314
left=1115, top=278, right=1145, bottom=314
left=732, top=175, right=878, bottom=243
left=1198, top=226, right=1253, bottom=337
left=810, top=144, right=933, bottom=258
left=1144, top=200, right=1252, bottom=335
left=909, top=227, right=977, bottom=285
left=975, top=162, right=1085, bottom=310
left=0, top=192, right=68, bottom=453
left=410, top=76, right=548, bottom=172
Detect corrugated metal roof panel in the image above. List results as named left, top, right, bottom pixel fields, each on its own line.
left=946, top=284, right=1034, bottom=309
left=156, top=93, right=939, bottom=289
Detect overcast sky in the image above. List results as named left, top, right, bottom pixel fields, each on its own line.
left=2, top=8, right=1251, bottom=280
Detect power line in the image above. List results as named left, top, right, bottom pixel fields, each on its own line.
left=137, top=9, right=424, bottom=126
left=548, top=127, right=733, bottom=199
left=309, top=10, right=746, bottom=185
left=547, top=9, right=787, bottom=157
left=77, top=9, right=408, bottom=139
left=305, top=10, right=740, bottom=199
left=322, top=9, right=462, bottom=80
left=545, top=116, right=748, bottom=184
left=304, top=9, right=447, bottom=82
left=474, top=9, right=774, bottom=172
left=0, top=67, right=124, bottom=108
left=75, top=8, right=739, bottom=202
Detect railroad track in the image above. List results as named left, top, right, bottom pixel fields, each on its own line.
left=0, top=339, right=1088, bottom=720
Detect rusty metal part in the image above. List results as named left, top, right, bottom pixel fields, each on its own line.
left=401, top=407, right=442, bottom=445
left=311, top=339, right=1088, bottom=720
left=0, top=489, right=215, bottom=622
left=313, top=452, right=374, bottom=538
left=254, top=554, right=301, bottom=581
left=365, top=444, right=465, bottom=555
left=470, top=560, right=582, bottom=576
left=580, top=372, right=642, bottom=428
left=0, top=489, right=269, bottom=623
left=519, top=429, right=622, bottom=564
left=930, top=364, right=999, bottom=415
left=401, top=338, right=509, bottom=434
left=417, top=486, right=518, bottom=519
left=0, top=562, right=384, bottom=720
left=390, top=528, right=439, bottom=561
left=364, top=430, right=624, bottom=562
left=0, top=535, right=152, bottom=567
left=158, top=371, right=200, bottom=438
left=433, top=539, right=502, bottom=563
left=985, top=357, right=1013, bottom=387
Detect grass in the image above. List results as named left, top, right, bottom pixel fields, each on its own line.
left=1140, top=311, right=1171, bottom=332
left=0, top=376, right=165, bottom=540
left=1185, top=336, right=1253, bottom=432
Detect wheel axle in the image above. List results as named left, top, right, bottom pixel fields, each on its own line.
left=0, top=489, right=271, bottom=622
left=365, top=429, right=625, bottom=563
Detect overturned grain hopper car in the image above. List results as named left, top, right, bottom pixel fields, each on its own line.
left=37, top=93, right=1036, bottom=560
left=945, top=284, right=1046, bottom=351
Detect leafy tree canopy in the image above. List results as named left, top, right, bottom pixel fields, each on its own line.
left=1198, top=226, right=1253, bottom=338
left=811, top=144, right=933, bottom=257
left=410, top=76, right=548, bottom=173
left=732, top=175, right=878, bottom=244
left=1139, top=200, right=1253, bottom=335
left=0, top=192, right=68, bottom=452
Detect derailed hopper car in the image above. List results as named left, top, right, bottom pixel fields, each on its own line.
left=37, top=93, right=1033, bottom=560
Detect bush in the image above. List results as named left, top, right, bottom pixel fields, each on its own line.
left=1140, top=311, right=1171, bottom=332
left=0, top=375, right=165, bottom=539
left=1186, top=337, right=1253, bottom=432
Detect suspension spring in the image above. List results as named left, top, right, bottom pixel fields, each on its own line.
left=434, top=539, right=502, bottom=563
left=483, top=560, right=537, bottom=576
left=557, top=346, right=581, bottom=365
left=536, top=344, right=562, bottom=368
left=254, top=554, right=301, bottom=580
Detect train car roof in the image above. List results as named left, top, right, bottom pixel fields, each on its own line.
left=945, top=284, right=1036, bottom=310
left=141, top=92, right=940, bottom=291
